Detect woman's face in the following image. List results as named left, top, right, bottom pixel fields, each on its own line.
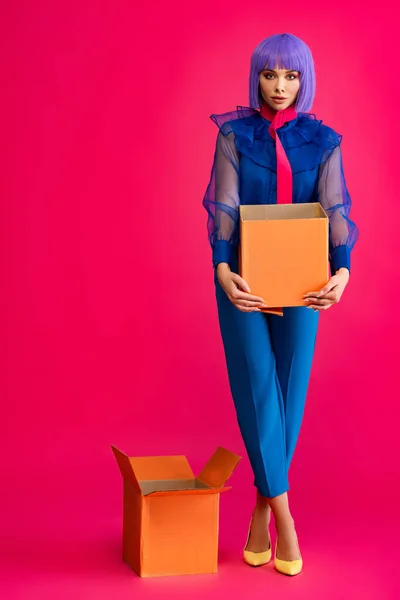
left=259, top=65, right=300, bottom=111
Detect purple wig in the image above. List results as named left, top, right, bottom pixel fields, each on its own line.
left=249, top=33, right=316, bottom=113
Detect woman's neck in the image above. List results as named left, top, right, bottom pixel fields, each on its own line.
left=260, top=100, right=278, bottom=121
left=259, top=99, right=298, bottom=125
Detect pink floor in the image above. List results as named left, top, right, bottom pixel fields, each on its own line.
left=1, top=432, right=397, bottom=600
left=2, top=1, right=399, bottom=598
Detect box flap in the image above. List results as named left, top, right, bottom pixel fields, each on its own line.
left=259, top=306, right=284, bottom=316
left=140, top=477, right=210, bottom=496
left=111, top=445, right=141, bottom=491
left=197, top=447, right=241, bottom=488
left=144, top=486, right=231, bottom=497
left=129, top=456, right=195, bottom=481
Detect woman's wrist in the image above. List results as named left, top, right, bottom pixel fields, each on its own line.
left=335, top=267, right=350, bottom=281
left=216, top=262, right=231, bottom=275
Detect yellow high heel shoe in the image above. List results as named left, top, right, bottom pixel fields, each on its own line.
left=243, top=517, right=272, bottom=567
left=274, top=534, right=303, bottom=576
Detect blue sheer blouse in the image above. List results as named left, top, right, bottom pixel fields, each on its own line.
left=202, top=106, right=359, bottom=274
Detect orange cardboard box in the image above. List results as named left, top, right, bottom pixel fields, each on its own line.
left=111, top=445, right=241, bottom=577
left=239, top=202, right=330, bottom=314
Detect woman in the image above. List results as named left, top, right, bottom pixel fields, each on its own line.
left=202, top=33, right=359, bottom=576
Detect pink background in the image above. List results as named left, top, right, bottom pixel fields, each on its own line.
left=1, top=1, right=398, bottom=598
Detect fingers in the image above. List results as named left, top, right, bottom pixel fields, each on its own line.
left=306, top=294, right=340, bottom=310
left=235, top=305, right=261, bottom=312
left=304, top=277, right=339, bottom=299
left=317, top=284, right=335, bottom=296
left=220, top=274, right=265, bottom=311
left=229, top=285, right=266, bottom=306
left=306, top=303, right=332, bottom=311
left=234, top=291, right=266, bottom=304
left=303, top=290, right=331, bottom=299
left=229, top=287, right=266, bottom=311
left=230, top=294, right=266, bottom=311
left=231, top=273, right=251, bottom=293
left=304, top=294, right=335, bottom=306
left=304, top=291, right=341, bottom=307
left=229, top=273, right=267, bottom=303
left=235, top=299, right=264, bottom=309
left=231, top=274, right=265, bottom=300
left=305, top=300, right=334, bottom=309
left=228, top=296, right=262, bottom=312
left=304, top=284, right=342, bottom=310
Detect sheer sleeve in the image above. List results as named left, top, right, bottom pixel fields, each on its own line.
left=316, top=143, right=359, bottom=274
left=202, top=130, right=240, bottom=268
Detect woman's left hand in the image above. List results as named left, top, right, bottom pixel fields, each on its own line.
left=303, top=268, right=350, bottom=311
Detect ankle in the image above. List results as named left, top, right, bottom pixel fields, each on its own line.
left=275, top=515, right=295, bottom=534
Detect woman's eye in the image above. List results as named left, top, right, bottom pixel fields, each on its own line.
left=263, top=73, right=298, bottom=80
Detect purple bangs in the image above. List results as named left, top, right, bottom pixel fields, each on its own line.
left=249, top=33, right=316, bottom=113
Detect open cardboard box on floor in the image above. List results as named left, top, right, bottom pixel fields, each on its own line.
left=239, top=202, right=330, bottom=315
left=111, top=445, right=241, bottom=577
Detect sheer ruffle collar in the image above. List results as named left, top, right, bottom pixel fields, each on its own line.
left=210, top=106, right=341, bottom=150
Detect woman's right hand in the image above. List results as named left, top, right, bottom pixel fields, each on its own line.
left=216, top=263, right=267, bottom=312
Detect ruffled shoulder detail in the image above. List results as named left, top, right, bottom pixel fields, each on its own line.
left=210, top=106, right=259, bottom=128
left=209, top=106, right=342, bottom=172
left=295, top=113, right=342, bottom=149
left=210, top=107, right=260, bottom=143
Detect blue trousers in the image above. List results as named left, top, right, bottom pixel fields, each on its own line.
left=214, top=260, right=319, bottom=498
